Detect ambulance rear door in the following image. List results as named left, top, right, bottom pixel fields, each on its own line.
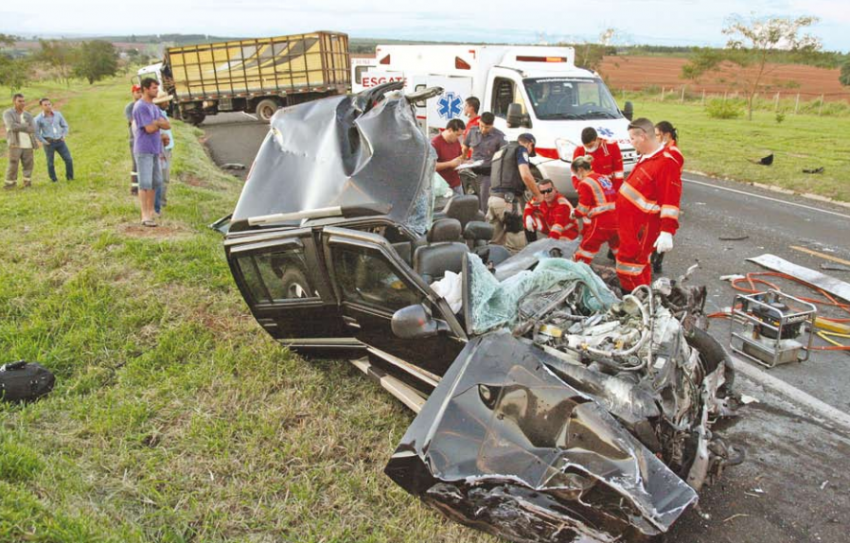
left=424, top=76, right=473, bottom=133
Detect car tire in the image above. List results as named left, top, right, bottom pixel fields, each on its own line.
left=186, top=111, right=206, bottom=126
left=255, top=99, right=279, bottom=123
left=279, top=268, right=310, bottom=300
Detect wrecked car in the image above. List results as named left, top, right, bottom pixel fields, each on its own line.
left=220, top=82, right=739, bottom=543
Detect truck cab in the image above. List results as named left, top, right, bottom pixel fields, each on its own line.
left=482, top=58, right=639, bottom=195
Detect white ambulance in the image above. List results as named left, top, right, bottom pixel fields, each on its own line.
left=351, top=45, right=638, bottom=196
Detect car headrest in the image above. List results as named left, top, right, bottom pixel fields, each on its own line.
left=427, top=218, right=462, bottom=243
left=463, top=220, right=494, bottom=241
left=444, top=195, right=481, bottom=226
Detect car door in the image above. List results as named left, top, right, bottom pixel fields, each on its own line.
left=322, top=226, right=467, bottom=383
left=225, top=227, right=361, bottom=357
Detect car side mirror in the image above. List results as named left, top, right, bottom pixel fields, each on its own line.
left=392, top=304, right=448, bottom=339
left=623, top=101, right=634, bottom=121
left=506, top=103, right=523, bottom=128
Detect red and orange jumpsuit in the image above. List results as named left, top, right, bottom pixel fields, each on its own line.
left=523, top=192, right=579, bottom=240
left=615, top=147, right=682, bottom=291
left=572, top=139, right=625, bottom=192
left=573, top=172, right=619, bottom=264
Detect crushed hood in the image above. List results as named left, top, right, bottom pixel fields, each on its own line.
left=230, top=82, right=436, bottom=233
left=385, top=331, right=698, bottom=543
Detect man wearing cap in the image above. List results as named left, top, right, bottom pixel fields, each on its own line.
left=615, top=117, right=682, bottom=291
left=132, top=78, right=170, bottom=226
left=571, top=126, right=624, bottom=192
left=34, top=98, right=74, bottom=183
left=153, top=91, right=174, bottom=215
left=487, top=133, right=544, bottom=253
left=125, top=84, right=143, bottom=195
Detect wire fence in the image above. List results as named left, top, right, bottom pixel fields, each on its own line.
left=615, top=85, right=850, bottom=117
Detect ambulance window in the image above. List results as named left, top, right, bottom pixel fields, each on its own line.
left=354, top=65, right=369, bottom=84
left=492, top=78, right=515, bottom=118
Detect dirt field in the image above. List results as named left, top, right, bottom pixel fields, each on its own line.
left=599, top=55, right=850, bottom=102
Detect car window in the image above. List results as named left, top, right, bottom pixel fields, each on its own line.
left=235, top=247, right=318, bottom=304
left=332, top=245, right=422, bottom=312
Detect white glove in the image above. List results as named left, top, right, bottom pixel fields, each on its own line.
left=653, top=231, right=674, bottom=253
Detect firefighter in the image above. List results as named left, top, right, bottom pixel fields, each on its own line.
left=488, top=133, right=544, bottom=253
left=650, top=121, right=684, bottom=274
left=615, top=118, right=681, bottom=292
left=523, top=178, right=578, bottom=242
left=571, top=156, right=619, bottom=264
left=571, top=126, right=625, bottom=192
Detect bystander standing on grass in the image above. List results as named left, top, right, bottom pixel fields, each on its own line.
left=132, top=79, right=170, bottom=227
left=154, top=91, right=174, bottom=215
left=34, top=98, right=74, bottom=183
left=3, top=93, right=39, bottom=190
left=125, top=84, right=142, bottom=195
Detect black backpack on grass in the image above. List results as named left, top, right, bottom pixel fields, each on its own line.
left=0, top=361, right=55, bottom=403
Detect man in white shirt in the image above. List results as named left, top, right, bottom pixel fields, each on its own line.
left=3, top=93, right=39, bottom=189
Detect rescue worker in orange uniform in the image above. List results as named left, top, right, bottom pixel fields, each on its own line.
left=571, top=156, right=619, bottom=264
left=615, top=118, right=682, bottom=292
left=523, top=178, right=578, bottom=241
left=571, top=127, right=625, bottom=192
left=650, top=120, right=684, bottom=274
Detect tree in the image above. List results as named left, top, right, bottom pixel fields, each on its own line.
left=0, top=34, right=30, bottom=92
left=74, top=40, right=118, bottom=85
left=38, top=40, right=79, bottom=87
left=841, top=59, right=850, bottom=87
left=682, top=14, right=821, bottom=120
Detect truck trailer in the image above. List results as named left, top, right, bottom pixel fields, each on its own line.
left=352, top=45, right=638, bottom=196
left=138, top=31, right=350, bottom=125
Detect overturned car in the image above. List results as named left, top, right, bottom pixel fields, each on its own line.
left=221, top=82, right=739, bottom=543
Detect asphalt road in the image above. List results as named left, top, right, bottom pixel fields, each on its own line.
left=201, top=112, right=850, bottom=542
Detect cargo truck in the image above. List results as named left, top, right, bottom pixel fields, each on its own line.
left=138, top=31, right=350, bottom=125
left=352, top=45, right=637, bottom=196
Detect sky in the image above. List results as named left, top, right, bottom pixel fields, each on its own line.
left=1, top=0, right=849, bottom=52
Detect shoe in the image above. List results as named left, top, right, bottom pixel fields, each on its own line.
left=131, top=187, right=138, bottom=196
left=51, top=179, right=58, bottom=183
left=23, top=179, right=32, bottom=188
left=3, top=182, right=16, bottom=190
left=142, top=219, right=158, bottom=227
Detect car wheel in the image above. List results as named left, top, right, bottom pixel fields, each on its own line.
left=186, top=111, right=206, bottom=126
left=280, top=268, right=310, bottom=300
left=255, top=99, right=279, bottom=123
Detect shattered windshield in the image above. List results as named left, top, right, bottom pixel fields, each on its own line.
left=524, top=77, right=622, bottom=120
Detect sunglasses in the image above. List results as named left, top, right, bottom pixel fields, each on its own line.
left=540, top=188, right=553, bottom=194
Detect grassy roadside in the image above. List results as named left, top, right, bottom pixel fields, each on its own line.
left=625, top=98, right=850, bottom=202
left=0, top=78, right=491, bottom=543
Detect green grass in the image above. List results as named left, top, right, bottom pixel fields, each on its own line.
left=623, top=97, right=850, bottom=202
left=0, top=78, right=492, bottom=543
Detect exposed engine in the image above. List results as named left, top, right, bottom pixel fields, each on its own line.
left=512, top=270, right=739, bottom=489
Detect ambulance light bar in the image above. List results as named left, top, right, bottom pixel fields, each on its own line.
left=516, top=56, right=567, bottom=63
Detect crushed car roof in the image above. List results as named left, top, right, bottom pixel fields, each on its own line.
left=229, top=82, right=436, bottom=233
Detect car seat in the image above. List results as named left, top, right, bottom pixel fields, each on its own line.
left=413, top=218, right=469, bottom=284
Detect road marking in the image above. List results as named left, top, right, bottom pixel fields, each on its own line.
left=790, top=245, right=850, bottom=267
left=729, top=354, right=850, bottom=431
left=683, top=177, right=850, bottom=221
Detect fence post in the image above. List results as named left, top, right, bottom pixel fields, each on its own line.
left=819, top=94, right=824, bottom=116
left=794, top=93, right=800, bottom=115
left=681, top=85, right=686, bottom=103
left=723, top=90, right=728, bottom=103
left=701, top=89, right=706, bottom=105
left=775, top=92, right=780, bottom=112
left=661, top=87, right=665, bottom=100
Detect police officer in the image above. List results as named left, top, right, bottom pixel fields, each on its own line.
left=487, top=133, right=544, bottom=253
